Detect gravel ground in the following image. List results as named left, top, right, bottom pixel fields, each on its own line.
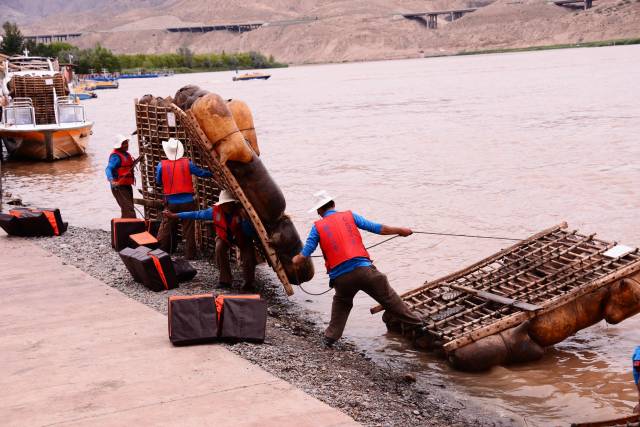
left=30, top=226, right=514, bottom=426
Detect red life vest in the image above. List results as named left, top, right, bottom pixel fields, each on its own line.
left=315, top=211, right=370, bottom=272
left=212, top=205, right=243, bottom=245
left=112, top=150, right=134, bottom=186
left=161, top=158, right=194, bottom=196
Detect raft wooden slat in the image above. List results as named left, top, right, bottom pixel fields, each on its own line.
left=174, top=106, right=295, bottom=296
left=372, top=222, right=640, bottom=353
left=133, top=100, right=220, bottom=253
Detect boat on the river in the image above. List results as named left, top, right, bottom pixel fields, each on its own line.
left=119, top=72, right=159, bottom=79
left=232, top=72, right=271, bottom=81
left=91, top=79, right=119, bottom=89
left=0, top=55, right=93, bottom=161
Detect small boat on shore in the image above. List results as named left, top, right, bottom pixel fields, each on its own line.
left=119, top=72, right=159, bottom=79
left=0, top=55, right=93, bottom=161
left=232, top=72, right=271, bottom=81
left=91, top=79, right=119, bottom=89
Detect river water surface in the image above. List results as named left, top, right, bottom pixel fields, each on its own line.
left=4, top=45, right=640, bottom=425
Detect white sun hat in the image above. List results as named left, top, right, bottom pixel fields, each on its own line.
left=113, top=134, right=129, bottom=149
left=308, top=190, right=334, bottom=213
left=215, top=189, right=238, bottom=206
left=162, top=137, right=185, bottom=160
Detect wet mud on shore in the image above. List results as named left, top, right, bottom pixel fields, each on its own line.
left=28, top=227, right=513, bottom=426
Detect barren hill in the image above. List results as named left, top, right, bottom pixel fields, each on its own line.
left=13, top=0, right=640, bottom=64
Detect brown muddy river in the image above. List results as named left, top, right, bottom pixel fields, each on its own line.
left=4, top=45, right=640, bottom=425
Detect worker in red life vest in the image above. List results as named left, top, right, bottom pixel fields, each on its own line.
left=163, top=190, right=257, bottom=289
left=634, top=345, right=640, bottom=413
left=105, top=134, right=137, bottom=218
left=292, top=190, right=423, bottom=347
left=156, top=138, right=213, bottom=259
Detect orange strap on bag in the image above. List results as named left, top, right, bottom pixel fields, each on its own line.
left=215, top=294, right=260, bottom=322
left=149, top=254, right=169, bottom=290
left=41, top=211, right=60, bottom=236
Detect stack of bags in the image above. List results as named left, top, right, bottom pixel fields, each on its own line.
left=168, top=293, right=267, bottom=345
left=0, top=207, right=67, bottom=237
left=111, top=218, right=196, bottom=292
left=173, top=85, right=314, bottom=285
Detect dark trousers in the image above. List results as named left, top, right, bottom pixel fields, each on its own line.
left=215, top=236, right=256, bottom=287
left=325, top=265, right=422, bottom=341
left=157, top=201, right=197, bottom=259
left=111, top=185, right=136, bottom=218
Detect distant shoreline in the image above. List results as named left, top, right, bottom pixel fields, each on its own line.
left=445, top=37, right=640, bottom=58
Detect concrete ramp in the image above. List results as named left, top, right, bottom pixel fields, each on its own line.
left=0, top=236, right=357, bottom=426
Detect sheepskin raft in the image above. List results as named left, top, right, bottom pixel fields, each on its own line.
left=134, top=96, right=313, bottom=296
left=372, top=223, right=640, bottom=371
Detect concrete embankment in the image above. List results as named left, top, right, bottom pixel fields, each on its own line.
left=0, top=234, right=357, bottom=426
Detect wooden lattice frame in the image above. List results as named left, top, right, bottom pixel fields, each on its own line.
left=133, top=100, right=221, bottom=253
left=371, top=222, right=640, bottom=352
left=173, top=105, right=294, bottom=296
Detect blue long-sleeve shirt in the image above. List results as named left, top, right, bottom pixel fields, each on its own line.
left=633, top=346, right=640, bottom=384
left=105, top=152, right=122, bottom=182
left=301, top=209, right=382, bottom=280
left=178, top=207, right=255, bottom=239
left=156, top=161, right=213, bottom=204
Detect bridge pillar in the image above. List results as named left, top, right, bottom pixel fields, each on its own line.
left=585, top=0, right=592, bottom=9
left=428, top=14, right=437, bottom=29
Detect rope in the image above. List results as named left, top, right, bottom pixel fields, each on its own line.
left=210, top=129, right=242, bottom=145
left=310, top=235, right=401, bottom=258
left=412, top=231, right=521, bottom=242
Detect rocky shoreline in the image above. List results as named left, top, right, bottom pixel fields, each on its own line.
left=30, top=226, right=512, bottom=426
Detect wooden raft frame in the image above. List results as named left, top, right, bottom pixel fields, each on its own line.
left=173, top=105, right=295, bottom=296
left=371, top=222, right=640, bottom=352
left=134, top=100, right=221, bottom=254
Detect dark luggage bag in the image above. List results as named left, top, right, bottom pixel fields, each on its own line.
left=172, top=258, right=197, bottom=283
left=118, top=247, right=146, bottom=283
left=121, top=246, right=178, bottom=291
left=216, top=295, right=267, bottom=343
left=0, top=213, right=23, bottom=236
left=0, top=207, right=67, bottom=237
left=168, top=294, right=218, bottom=345
left=111, top=218, right=146, bottom=251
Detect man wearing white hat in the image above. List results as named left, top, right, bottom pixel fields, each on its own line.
left=105, top=134, right=137, bottom=218
left=163, top=189, right=257, bottom=289
left=156, top=138, right=213, bottom=259
left=293, top=191, right=422, bottom=347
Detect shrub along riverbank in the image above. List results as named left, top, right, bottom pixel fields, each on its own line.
left=24, top=42, right=286, bottom=74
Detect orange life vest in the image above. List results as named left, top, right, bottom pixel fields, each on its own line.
left=213, top=205, right=243, bottom=245
left=315, top=211, right=370, bottom=272
left=111, top=150, right=135, bottom=186
left=161, top=158, right=194, bottom=196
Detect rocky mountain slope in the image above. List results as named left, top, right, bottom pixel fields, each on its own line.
left=10, top=0, right=640, bottom=64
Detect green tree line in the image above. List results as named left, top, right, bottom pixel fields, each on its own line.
left=1, top=21, right=286, bottom=74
